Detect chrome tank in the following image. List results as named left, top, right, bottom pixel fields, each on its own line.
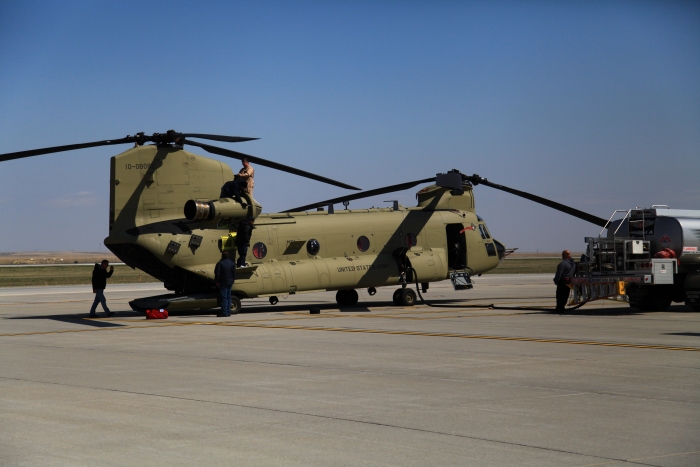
left=608, top=209, right=700, bottom=272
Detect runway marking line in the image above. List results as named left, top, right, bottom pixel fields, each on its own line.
left=1, top=319, right=699, bottom=352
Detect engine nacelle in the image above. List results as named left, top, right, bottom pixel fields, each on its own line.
left=184, top=194, right=261, bottom=222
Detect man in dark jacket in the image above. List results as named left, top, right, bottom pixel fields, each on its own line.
left=214, top=251, right=237, bottom=317
left=553, top=250, right=576, bottom=312
left=235, top=218, right=254, bottom=267
left=90, top=260, right=114, bottom=317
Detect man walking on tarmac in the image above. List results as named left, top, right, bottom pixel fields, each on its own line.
left=214, top=251, right=237, bottom=317
left=90, top=260, right=114, bottom=317
left=553, top=250, right=576, bottom=312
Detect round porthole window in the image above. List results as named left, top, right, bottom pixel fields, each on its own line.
left=357, top=236, right=370, bottom=252
left=307, top=238, right=320, bottom=255
left=252, top=242, right=267, bottom=259
left=405, top=233, right=417, bottom=248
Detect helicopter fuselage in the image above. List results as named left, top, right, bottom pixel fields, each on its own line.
left=104, top=145, right=504, bottom=309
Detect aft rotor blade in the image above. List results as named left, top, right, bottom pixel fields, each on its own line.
left=283, top=177, right=437, bottom=212
left=180, top=133, right=259, bottom=143
left=0, top=137, right=135, bottom=163
left=470, top=176, right=608, bottom=227
left=182, top=139, right=361, bottom=191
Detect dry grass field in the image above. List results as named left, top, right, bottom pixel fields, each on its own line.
left=0, top=251, right=119, bottom=265
left=0, top=265, right=160, bottom=288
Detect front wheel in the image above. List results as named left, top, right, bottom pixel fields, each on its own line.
left=394, top=287, right=416, bottom=306
left=400, top=288, right=417, bottom=306
left=392, top=289, right=402, bottom=306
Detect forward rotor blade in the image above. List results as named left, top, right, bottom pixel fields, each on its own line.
left=180, top=133, right=259, bottom=143
left=182, top=139, right=361, bottom=191
left=0, top=137, right=135, bottom=163
left=469, top=175, right=608, bottom=227
left=283, top=177, right=436, bottom=212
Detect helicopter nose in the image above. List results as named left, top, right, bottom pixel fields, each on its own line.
left=494, top=239, right=506, bottom=261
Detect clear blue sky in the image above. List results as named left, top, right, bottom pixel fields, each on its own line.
left=1, top=0, right=698, bottom=253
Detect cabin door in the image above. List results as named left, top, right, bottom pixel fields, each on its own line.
left=446, top=224, right=467, bottom=270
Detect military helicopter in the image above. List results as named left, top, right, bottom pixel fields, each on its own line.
left=0, top=131, right=607, bottom=313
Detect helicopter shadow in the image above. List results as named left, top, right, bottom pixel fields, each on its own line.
left=7, top=314, right=137, bottom=328
left=235, top=297, right=486, bottom=314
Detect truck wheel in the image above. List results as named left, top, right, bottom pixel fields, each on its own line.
left=652, top=296, right=672, bottom=311
left=230, top=296, right=241, bottom=315
left=400, top=288, right=417, bottom=306
left=630, top=296, right=671, bottom=311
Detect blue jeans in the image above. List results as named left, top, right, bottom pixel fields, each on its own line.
left=219, top=284, right=232, bottom=316
left=90, top=289, right=110, bottom=314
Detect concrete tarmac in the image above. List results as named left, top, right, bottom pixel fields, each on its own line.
left=1, top=275, right=699, bottom=466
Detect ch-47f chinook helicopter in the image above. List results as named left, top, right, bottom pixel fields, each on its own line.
left=1, top=131, right=608, bottom=313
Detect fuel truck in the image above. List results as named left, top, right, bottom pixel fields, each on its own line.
left=571, top=207, right=700, bottom=311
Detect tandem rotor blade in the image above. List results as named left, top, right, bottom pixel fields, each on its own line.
left=0, top=137, right=137, bottom=163
left=465, top=174, right=608, bottom=227
left=283, top=177, right=437, bottom=212
left=182, top=139, right=361, bottom=191
left=0, top=130, right=257, bottom=163
left=180, top=133, right=259, bottom=143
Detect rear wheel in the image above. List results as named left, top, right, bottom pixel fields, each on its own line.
left=336, top=289, right=358, bottom=306
left=230, top=296, right=241, bottom=314
left=336, top=290, right=348, bottom=305
left=629, top=295, right=672, bottom=311
left=346, top=289, right=358, bottom=305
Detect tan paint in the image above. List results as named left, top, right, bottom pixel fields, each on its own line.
left=106, top=147, right=503, bottom=299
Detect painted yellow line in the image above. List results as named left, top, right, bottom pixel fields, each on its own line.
left=2, top=319, right=699, bottom=352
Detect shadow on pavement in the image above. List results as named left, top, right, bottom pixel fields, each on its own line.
left=7, top=314, right=133, bottom=327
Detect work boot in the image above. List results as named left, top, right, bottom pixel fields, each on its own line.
left=106, top=311, right=115, bottom=317
left=89, top=313, right=97, bottom=318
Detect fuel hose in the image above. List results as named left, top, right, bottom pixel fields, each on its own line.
left=406, top=266, right=584, bottom=313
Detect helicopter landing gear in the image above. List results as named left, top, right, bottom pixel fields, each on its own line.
left=230, top=296, right=241, bottom=315
left=269, top=296, right=279, bottom=305
left=392, top=289, right=401, bottom=305
left=393, top=288, right=416, bottom=306
left=367, top=287, right=377, bottom=296
left=336, top=289, right=358, bottom=306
